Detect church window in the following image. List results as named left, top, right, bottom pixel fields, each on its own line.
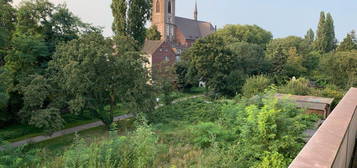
left=168, top=1, right=172, bottom=14
left=156, top=0, right=160, bottom=13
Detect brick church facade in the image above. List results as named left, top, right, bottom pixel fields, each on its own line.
left=143, top=0, right=215, bottom=78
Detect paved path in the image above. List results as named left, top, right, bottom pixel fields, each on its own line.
left=0, top=94, right=205, bottom=150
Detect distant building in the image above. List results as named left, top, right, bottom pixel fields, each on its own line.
left=276, top=94, right=334, bottom=118
left=143, top=0, right=215, bottom=78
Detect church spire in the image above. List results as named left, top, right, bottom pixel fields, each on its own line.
left=194, top=1, right=198, bottom=20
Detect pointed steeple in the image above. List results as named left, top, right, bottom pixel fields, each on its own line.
left=194, top=1, right=198, bottom=20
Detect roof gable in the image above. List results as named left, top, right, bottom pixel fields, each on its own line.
left=142, top=40, right=165, bottom=55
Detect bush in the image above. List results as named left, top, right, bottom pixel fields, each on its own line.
left=188, top=122, right=233, bottom=148
left=279, top=78, right=312, bottom=95
left=242, top=75, right=272, bottom=98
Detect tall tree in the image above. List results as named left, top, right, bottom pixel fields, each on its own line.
left=325, top=13, right=336, bottom=52
left=146, top=25, right=161, bottom=40
left=337, top=31, right=357, bottom=51
left=111, top=0, right=127, bottom=36
left=314, top=12, right=336, bottom=53
left=127, top=0, right=152, bottom=47
left=304, top=28, right=315, bottom=44
left=50, top=33, right=155, bottom=127
left=314, top=12, right=327, bottom=53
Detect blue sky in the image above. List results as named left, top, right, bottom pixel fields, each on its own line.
left=13, top=0, right=357, bottom=41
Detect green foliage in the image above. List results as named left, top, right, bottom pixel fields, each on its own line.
left=243, top=75, right=272, bottom=98
left=148, top=98, right=223, bottom=124
left=188, top=122, right=233, bottom=148
left=229, top=42, right=268, bottom=75
left=279, top=78, right=312, bottom=95
left=314, top=11, right=336, bottom=53
left=337, top=31, right=357, bottom=52
left=146, top=25, right=161, bottom=40
left=50, top=33, right=155, bottom=127
left=304, top=28, right=315, bottom=44
left=111, top=0, right=152, bottom=48
left=183, top=34, right=246, bottom=96
left=127, top=0, right=152, bottom=47
left=57, top=124, right=159, bottom=168
left=319, top=51, right=357, bottom=88
left=111, top=0, right=127, bottom=36
left=0, top=0, right=16, bottom=65
left=19, top=75, right=64, bottom=131
left=266, top=36, right=313, bottom=81
left=253, top=152, right=288, bottom=168
left=215, top=24, right=273, bottom=48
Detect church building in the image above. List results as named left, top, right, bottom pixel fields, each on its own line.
left=143, top=0, right=215, bottom=78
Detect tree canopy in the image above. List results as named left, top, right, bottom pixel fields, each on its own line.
left=215, top=24, right=273, bottom=48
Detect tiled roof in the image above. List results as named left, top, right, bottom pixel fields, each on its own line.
left=175, top=16, right=215, bottom=40
left=142, top=40, right=164, bottom=55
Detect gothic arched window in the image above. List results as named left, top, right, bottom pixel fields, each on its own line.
left=156, top=0, right=160, bottom=13
left=168, top=0, right=172, bottom=14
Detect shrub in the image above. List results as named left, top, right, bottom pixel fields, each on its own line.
left=279, top=78, right=312, bottom=95
left=242, top=75, right=272, bottom=98
left=188, top=122, right=233, bottom=148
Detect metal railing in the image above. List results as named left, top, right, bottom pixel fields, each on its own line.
left=289, top=88, right=357, bottom=168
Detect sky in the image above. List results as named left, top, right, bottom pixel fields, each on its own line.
left=12, top=0, right=357, bottom=41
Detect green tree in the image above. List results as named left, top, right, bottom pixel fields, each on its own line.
left=337, top=31, right=357, bottom=51
left=314, top=12, right=336, bottom=53
left=266, top=36, right=311, bottom=80
left=325, top=13, right=336, bottom=52
left=16, top=0, right=96, bottom=53
left=314, top=11, right=327, bottom=53
left=146, top=25, right=161, bottom=40
left=0, top=0, right=16, bottom=65
left=127, top=0, right=152, bottom=47
left=111, top=0, right=127, bottom=36
left=269, top=44, right=287, bottom=82
left=304, top=28, right=315, bottom=44
left=49, top=33, right=155, bottom=127
left=215, top=24, right=273, bottom=48
left=183, top=34, right=241, bottom=96
left=2, top=32, right=52, bottom=128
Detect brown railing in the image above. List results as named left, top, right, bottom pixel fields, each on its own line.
left=289, top=88, right=357, bottom=168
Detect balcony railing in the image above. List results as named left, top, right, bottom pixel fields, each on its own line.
left=289, top=88, right=357, bottom=168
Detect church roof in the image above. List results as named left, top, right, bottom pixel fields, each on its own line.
left=175, top=16, right=215, bottom=40
left=142, top=40, right=164, bottom=55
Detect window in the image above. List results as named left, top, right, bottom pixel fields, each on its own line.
left=176, top=56, right=180, bottom=62
left=156, top=0, right=160, bottom=13
left=164, top=56, right=169, bottom=62
left=168, top=0, right=171, bottom=14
